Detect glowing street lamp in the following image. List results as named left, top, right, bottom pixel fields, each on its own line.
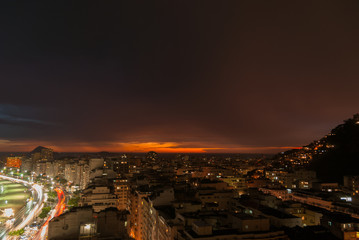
left=3, top=208, right=14, bottom=218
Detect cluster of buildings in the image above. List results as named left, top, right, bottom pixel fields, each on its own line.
left=41, top=153, right=358, bottom=240
left=6, top=148, right=359, bottom=239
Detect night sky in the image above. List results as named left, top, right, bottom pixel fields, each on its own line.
left=1, top=1, right=359, bottom=153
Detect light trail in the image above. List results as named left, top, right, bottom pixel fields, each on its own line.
left=0, top=175, right=44, bottom=239
left=33, top=188, right=65, bottom=240
left=14, top=184, right=44, bottom=230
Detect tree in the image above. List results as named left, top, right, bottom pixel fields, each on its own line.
left=60, top=178, right=67, bottom=184
left=48, top=191, right=57, bottom=199
left=8, top=229, right=24, bottom=236
left=68, top=196, right=79, bottom=210
left=55, top=176, right=68, bottom=185
left=39, top=207, right=51, bottom=219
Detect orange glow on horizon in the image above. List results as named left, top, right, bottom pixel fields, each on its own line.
left=50, top=142, right=301, bottom=153
left=0, top=140, right=301, bottom=153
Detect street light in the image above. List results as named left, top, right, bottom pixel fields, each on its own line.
left=3, top=208, right=14, bottom=217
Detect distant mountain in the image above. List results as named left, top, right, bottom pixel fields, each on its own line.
left=31, top=146, right=49, bottom=153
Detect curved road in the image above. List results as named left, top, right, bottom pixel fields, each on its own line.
left=0, top=175, right=44, bottom=239
left=34, top=188, right=65, bottom=240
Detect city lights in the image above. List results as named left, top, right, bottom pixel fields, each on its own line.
left=3, top=208, right=14, bottom=218
left=0, top=1, right=358, bottom=240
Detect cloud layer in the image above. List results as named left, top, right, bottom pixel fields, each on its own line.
left=0, top=1, right=358, bottom=152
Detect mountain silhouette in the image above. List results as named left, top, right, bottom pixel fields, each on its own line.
left=310, top=114, right=359, bottom=182
left=31, top=146, right=49, bottom=153
left=273, top=114, right=359, bottom=183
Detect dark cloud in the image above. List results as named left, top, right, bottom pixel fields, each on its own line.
left=0, top=1, right=358, bottom=152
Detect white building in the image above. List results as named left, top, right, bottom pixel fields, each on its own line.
left=46, top=162, right=54, bottom=177
left=48, top=207, right=129, bottom=240
left=64, top=163, right=77, bottom=184
left=77, top=164, right=90, bottom=190
left=80, top=186, right=117, bottom=212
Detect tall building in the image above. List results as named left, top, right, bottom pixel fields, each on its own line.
left=77, top=163, right=90, bottom=190
left=21, top=158, right=33, bottom=172
left=80, top=186, right=117, bottom=212
left=53, top=160, right=65, bottom=177
left=65, top=163, right=77, bottom=184
left=41, top=147, right=54, bottom=161
left=128, top=186, right=175, bottom=240
left=113, top=159, right=129, bottom=175
left=31, top=152, right=42, bottom=162
left=114, top=178, right=129, bottom=210
left=46, top=162, right=55, bottom=177
left=35, top=161, right=47, bottom=175
left=89, top=158, right=104, bottom=171
left=6, top=157, right=22, bottom=168
left=48, top=207, right=129, bottom=240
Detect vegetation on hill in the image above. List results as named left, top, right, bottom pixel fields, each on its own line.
left=273, top=114, right=359, bottom=183
left=310, top=115, right=359, bottom=182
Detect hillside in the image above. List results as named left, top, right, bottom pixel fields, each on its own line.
left=311, top=115, right=359, bottom=182
left=273, top=114, right=359, bottom=183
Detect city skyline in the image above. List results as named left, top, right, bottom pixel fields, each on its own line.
left=1, top=1, right=359, bottom=239
left=1, top=1, right=359, bottom=153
